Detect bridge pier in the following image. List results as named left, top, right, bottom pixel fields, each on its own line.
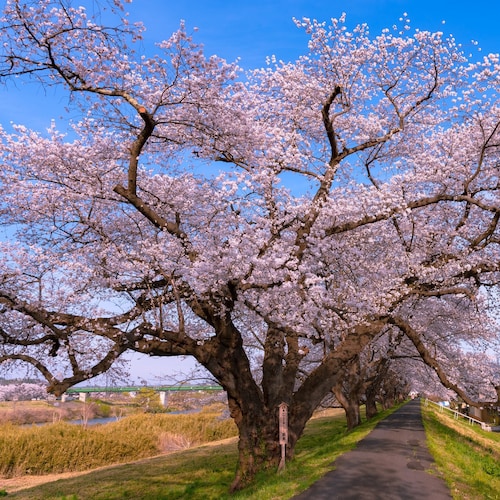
left=79, top=392, right=87, bottom=403
left=159, top=391, right=168, bottom=407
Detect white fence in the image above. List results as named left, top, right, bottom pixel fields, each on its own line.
left=424, top=398, right=493, bottom=431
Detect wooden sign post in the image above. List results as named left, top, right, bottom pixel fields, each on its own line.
left=278, top=402, right=289, bottom=472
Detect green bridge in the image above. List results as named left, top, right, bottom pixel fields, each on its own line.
left=65, top=385, right=223, bottom=394
left=63, top=385, right=223, bottom=405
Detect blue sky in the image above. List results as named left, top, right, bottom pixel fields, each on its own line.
left=1, top=0, right=499, bottom=383
left=127, top=0, right=500, bottom=67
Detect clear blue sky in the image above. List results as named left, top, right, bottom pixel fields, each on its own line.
left=1, top=0, right=499, bottom=383
left=126, top=0, right=500, bottom=67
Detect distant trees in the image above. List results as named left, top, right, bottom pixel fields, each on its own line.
left=1, top=0, right=499, bottom=489
left=133, top=388, right=164, bottom=413
left=0, top=380, right=47, bottom=401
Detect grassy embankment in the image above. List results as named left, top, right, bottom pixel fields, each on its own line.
left=3, top=401, right=499, bottom=499
left=0, top=405, right=235, bottom=479
left=422, top=402, right=500, bottom=500
left=1, top=405, right=400, bottom=499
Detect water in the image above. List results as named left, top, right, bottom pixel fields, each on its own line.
left=21, top=416, right=121, bottom=427
left=22, top=408, right=200, bottom=427
left=68, top=416, right=122, bottom=426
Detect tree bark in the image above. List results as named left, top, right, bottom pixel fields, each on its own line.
left=227, top=397, right=281, bottom=491
left=365, top=391, right=379, bottom=419
left=199, top=320, right=383, bottom=489
left=332, top=385, right=362, bottom=429
left=193, top=318, right=284, bottom=491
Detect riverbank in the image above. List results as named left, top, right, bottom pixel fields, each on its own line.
left=0, top=409, right=237, bottom=480
left=1, top=408, right=389, bottom=499
left=4, top=403, right=500, bottom=499
left=1, top=435, right=239, bottom=493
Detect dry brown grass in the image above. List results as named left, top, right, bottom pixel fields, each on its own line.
left=158, top=431, right=193, bottom=452
left=0, top=410, right=237, bottom=481
left=0, top=401, right=69, bottom=424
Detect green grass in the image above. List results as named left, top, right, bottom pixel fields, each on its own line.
left=3, top=406, right=401, bottom=500
left=422, top=402, right=500, bottom=500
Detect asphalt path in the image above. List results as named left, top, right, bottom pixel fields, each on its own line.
left=293, top=399, right=451, bottom=499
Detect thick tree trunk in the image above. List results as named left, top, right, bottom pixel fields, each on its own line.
left=381, top=396, right=395, bottom=409
left=345, top=400, right=362, bottom=429
left=364, top=372, right=385, bottom=420
left=197, top=316, right=388, bottom=490
left=228, top=398, right=281, bottom=491
left=333, top=386, right=362, bottom=429
left=365, top=392, right=378, bottom=419
left=330, top=356, right=364, bottom=430
left=197, top=320, right=291, bottom=491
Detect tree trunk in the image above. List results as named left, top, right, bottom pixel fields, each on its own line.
left=198, top=320, right=289, bottom=491
left=198, top=317, right=388, bottom=490
left=342, top=396, right=362, bottom=429
left=381, top=395, right=395, bottom=409
left=364, top=373, right=384, bottom=420
left=332, top=385, right=362, bottom=430
left=365, top=392, right=378, bottom=419
left=228, top=397, right=281, bottom=491
left=345, top=400, right=362, bottom=429
left=330, top=356, right=364, bottom=430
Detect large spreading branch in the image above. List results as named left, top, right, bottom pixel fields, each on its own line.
left=390, top=316, right=479, bottom=406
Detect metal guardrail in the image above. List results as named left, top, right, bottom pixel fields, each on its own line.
left=424, top=398, right=493, bottom=431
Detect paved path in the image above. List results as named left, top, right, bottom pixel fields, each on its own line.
left=293, top=399, right=451, bottom=499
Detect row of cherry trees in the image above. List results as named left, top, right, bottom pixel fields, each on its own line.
left=0, top=380, right=47, bottom=401
left=1, top=0, right=499, bottom=489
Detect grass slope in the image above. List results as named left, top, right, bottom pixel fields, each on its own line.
left=0, top=410, right=236, bottom=478
left=422, top=402, right=500, bottom=500
left=2, top=407, right=399, bottom=500
left=11, top=401, right=498, bottom=500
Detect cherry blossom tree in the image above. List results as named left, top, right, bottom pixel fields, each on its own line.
left=330, top=330, right=410, bottom=428
left=1, top=0, right=500, bottom=489
left=325, top=293, right=498, bottom=428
